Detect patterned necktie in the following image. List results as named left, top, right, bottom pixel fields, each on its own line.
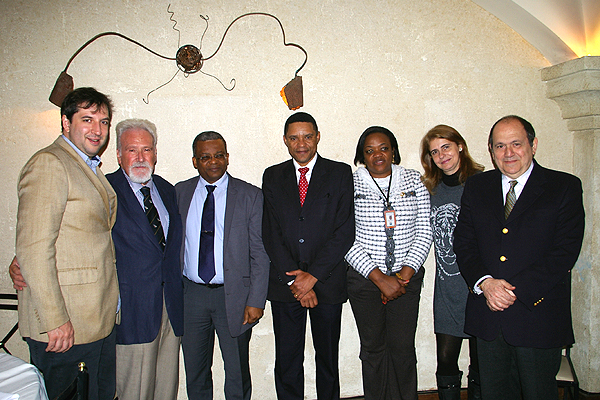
left=298, top=167, right=309, bottom=206
left=199, top=185, right=216, bottom=283
left=140, top=186, right=165, bottom=250
left=504, top=180, right=518, bottom=220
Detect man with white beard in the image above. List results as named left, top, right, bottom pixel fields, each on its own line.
left=106, top=119, right=184, bottom=399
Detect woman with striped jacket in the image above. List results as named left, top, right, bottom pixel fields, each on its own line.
left=345, top=126, right=432, bottom=400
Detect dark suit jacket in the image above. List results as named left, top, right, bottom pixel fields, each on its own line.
left=454, top=161, right=584, bottom=348
left=175, top=173, right=270, bottom=338
left=107, top=169, right=184, bottom=345
left=262, top=155, right=355, bottom=304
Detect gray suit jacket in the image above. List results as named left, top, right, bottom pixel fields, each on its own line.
left=175, top=173, right=270, bottom=337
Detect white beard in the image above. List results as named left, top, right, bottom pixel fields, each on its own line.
left=127, top=161, right=153, bottom=184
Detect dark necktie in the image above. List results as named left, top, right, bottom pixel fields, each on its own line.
left=504, top=180, right=518, bottom=220
left=140, top=186, right=165, bottom=250
left=199, top=185, right=216, bottom=283
left=298, top=167, right=309, bottom=206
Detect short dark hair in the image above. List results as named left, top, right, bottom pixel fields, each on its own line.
left=354, top=126, right=401, bottom=166
left=284, top=112, right=318, bottom=136
left=192, top=131, right=227, bottom=157
left=488, top=115, right=536, bottom=149
left=60, top=87, right=113, bottom=132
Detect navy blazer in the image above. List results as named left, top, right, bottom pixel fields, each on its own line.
left=107, top=169, right=184, bottom=345
left=454, top=161, right=584, bottom=348
left=262, top=156, right=355, bottom=304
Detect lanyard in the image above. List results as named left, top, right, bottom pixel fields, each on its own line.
left=370, top=171, right=393, bottom=210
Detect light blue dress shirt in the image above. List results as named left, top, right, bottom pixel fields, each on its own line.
left=183, top=173, right=228, bottom=284
left=61, top=134, right=102, bottom=174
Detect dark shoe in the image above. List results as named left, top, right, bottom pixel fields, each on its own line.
left=467, top=366, right=482, bottom=400
left=437, top=372, right=462, bottom=400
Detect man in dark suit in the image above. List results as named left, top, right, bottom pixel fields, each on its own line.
left=176, top=131, right=270, bottom=400
left=106, top=119, right=183, bottom=400
left=454, top=115, right=585, bottom=400
left=262, top=112, right=355, bottom=400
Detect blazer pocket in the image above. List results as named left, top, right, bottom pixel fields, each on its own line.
left=242, top=276, right=251, bottom=287
left=57, top=267, right=99, bottom=286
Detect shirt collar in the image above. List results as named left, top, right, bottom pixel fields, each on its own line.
left=61, top=134, right=101, bottom=171
left=292, top=153, right=318, bottom=172
left=122, top=168, right=154, bottom=193
left=198, top=172, right=229, bottom=190
left=501, top=160, right=534, bottom=188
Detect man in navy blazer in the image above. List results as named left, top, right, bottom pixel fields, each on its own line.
left=107, top=119, right=183, bottom=400
left=176, top=131, right=269, bottom=400
left=262, top=112, right=355, bottom=400
left=454, top=115, right=584, bottom=400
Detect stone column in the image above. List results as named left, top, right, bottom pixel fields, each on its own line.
left=542, top=56, right=600, bottom=393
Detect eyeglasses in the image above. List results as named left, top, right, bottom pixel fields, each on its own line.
left=195, top=153, right=226, bottom=163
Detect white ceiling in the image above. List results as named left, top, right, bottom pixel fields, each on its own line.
left=472, top=0, right=600, bottom=65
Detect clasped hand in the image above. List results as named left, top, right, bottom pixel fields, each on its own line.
left=480, top=278, right=516, bottom=311
left=287, top=270, right=319, bottom=308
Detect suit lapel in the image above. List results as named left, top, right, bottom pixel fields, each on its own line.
left=179, top=176, right=200, bottom=231
left=155, top=177, right=177, bottom=251
left=489, top=170, right=505, bottom=224
left=113, top=169, right=161, bottom=250
left=506, top=162, right=546, bottom=223
left=223, top=174, right=237, bottom=248
left=302, top=157, right=326, bottom=209
left=56, top=137, right=115, bottom=223
left=281, top=161, right=303, bottom=212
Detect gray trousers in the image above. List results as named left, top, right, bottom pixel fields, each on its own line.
left=182, top=278, right=252, bottom=400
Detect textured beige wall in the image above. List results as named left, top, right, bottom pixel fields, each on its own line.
left=0, top=0, right=573, bottom=398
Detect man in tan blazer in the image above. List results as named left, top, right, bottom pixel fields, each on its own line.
left=16, top=87, right=120, bottom=400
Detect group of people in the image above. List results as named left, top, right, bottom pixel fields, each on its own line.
left=9, top=85, right=584, bottom=400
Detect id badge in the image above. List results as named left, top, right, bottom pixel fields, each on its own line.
left=384, top=209, right=396, bottom=228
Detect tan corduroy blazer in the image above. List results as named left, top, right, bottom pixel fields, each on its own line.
left=16, top=136, right=119, bottom=345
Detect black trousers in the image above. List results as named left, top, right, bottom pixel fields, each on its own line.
left=347, top=267, right=424, bottom=400
left=271, top=300, right=343, bottom=400
left=477, top=333, right=561, bottom=400
left=27, top=326, right=116, bottom=400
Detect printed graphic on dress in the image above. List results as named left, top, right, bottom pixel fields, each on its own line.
left=431, top=203, right=460, bottom=280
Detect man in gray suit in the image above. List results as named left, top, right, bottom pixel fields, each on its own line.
left=175, top=131, right=270, bottom=400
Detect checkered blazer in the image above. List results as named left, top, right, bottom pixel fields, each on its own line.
left=345, top=164, right=432, bottom=278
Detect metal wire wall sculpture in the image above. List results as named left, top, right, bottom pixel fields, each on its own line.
left=49, top=6, right=307, bottom=110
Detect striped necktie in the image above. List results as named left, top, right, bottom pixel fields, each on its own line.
left=504, top=180, right=518, bottom=220
left=141, top=186, right=166, bottom=250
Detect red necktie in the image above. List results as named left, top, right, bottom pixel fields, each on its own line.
left=298, top=167, right=309, bottom=206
